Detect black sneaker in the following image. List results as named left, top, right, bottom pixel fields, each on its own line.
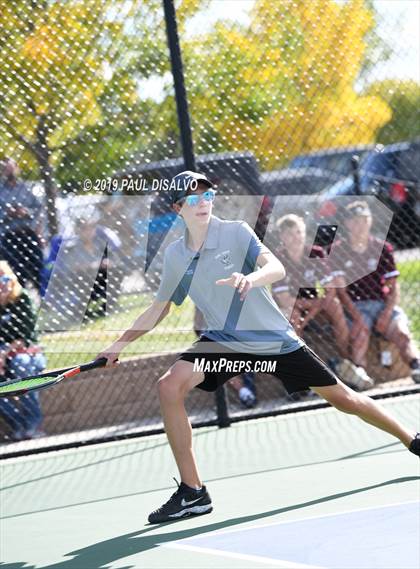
left=409, top=433, right=420, bottom=457
left=410, top=359, right=420, bottom=384
left=148, top=480, right=213, bottom=524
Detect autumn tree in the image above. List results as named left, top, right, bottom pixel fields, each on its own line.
left=0, top=0, right=206, bottom=234
left=1, top=0, right=402, bottom=228
left=182, top=0, right=392, bottom=169
left=365, top=80, right=420, bottom=144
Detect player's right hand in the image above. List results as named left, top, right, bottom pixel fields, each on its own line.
left=96, top=350, right=120, bottom=367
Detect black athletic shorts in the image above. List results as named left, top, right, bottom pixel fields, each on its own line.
left=176, top=336, right=338, bottom=393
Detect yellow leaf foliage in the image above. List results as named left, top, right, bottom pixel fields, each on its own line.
left=189, top=0, right=392, bottom=168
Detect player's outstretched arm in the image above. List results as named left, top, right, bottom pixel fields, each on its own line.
left=97, top=300, right=172, bottom=366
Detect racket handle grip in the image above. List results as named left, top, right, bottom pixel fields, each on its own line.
left=79, top=357, right=109, bottom=372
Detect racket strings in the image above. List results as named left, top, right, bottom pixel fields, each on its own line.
left=0, top=375, right=58, bottom=394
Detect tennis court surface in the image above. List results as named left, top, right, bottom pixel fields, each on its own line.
left=1, top=394, right=419, bottom=569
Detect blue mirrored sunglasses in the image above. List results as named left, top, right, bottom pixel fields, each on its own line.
left=182, top=189, right=216, bottom=207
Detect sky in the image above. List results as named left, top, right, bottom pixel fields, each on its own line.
left=372, top=0, right=419, bottom=81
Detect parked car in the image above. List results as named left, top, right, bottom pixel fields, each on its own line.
left=314, top=141, right=420, bottom=249
left=289, top=144, right=376, bottom=179
left=259, top=167, right=343, bottom=247
left=260, top=167, right=339, bottom=196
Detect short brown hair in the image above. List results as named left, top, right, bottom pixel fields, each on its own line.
left=276, top=214, right=306, bottom=235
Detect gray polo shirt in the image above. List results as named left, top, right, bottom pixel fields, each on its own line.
left=156, top=216, right=304, bottom=355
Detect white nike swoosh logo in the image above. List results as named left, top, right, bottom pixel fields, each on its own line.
left=181, top=496, right=203, bottom=507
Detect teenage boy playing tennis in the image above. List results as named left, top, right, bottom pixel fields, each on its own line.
left=97, top=171, right=420, bottom=524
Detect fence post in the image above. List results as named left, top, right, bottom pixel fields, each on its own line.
left=351, top=155, right=361, bottom=195
left=215, top=386, right=231, bottom=428
left=163, top=0, right=230, bottom=428
left=162, top=0, right=196, bottom=171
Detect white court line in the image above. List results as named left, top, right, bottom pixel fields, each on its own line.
left=174, top=499, right=420, bottom=542
left=161, top=542, right=324, bottom=568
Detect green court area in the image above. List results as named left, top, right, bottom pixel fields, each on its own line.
left=1, top=395, right=419, bottom=569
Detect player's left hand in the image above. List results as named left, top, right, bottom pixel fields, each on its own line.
left=216, top=272, right=253, bottom=301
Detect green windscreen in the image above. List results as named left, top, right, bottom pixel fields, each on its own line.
left=0, top=376, right=58, bottom=395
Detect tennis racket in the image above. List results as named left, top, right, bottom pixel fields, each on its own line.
left=0, top=357, right=109, bottom=397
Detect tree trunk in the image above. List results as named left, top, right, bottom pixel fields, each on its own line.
left=35, top=115, right=58, bottom=237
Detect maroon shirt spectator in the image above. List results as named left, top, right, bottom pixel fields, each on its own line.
left=271, top=214, right=349, bottom=358
left=330, top=236, right=399, bottom=302
left=334, top=200, right=419, bottom=382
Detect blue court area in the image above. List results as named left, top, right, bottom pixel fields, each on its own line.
left=165, top=501, right=419, bottom=568
left=1, top=394, right=419, bottom=568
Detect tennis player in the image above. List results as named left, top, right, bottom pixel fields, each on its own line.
left=98, top=171, right=420, bottom=523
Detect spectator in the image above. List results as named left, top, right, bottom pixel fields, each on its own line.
left=272, top=214, right=349, bottom=355
left=53, top=218, right=122, bottom=322
left=0, top=158, right=45, bottom=293
left=0, top=261, right=46, bottom=440
left=332, top=201, right=420, bottom=384
left=271, top=214, right=375, bottom=391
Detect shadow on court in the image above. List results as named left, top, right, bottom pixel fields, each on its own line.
left=0, top=439, right=401, bottom=494
left=2, top=476, right=418, bottom=569
left=1, top=442, right=401, bottom=520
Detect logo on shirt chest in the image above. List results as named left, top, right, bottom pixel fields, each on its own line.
left=215, top=250, right=234, bottom=270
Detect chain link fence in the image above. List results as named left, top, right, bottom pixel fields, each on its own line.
left=0, top=0, right=419, bottom=454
